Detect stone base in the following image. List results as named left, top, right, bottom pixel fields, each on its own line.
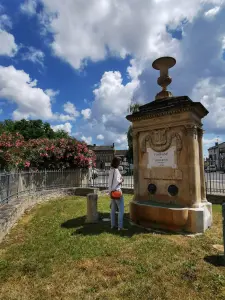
left=130, top=201, right=212, bottom=233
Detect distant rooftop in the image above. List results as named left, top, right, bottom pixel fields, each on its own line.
left=115, top=150, right=128, bottom=156
left=208, top=141, right=225, bottom=150
left=88, top=144, right=114, bottom=151
left=88, top=144, right=128, bottom=154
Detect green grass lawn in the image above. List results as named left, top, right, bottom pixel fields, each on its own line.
left=0, top=195, right=224, bottom=300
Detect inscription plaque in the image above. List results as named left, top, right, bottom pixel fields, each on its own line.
left=147, top=146, right=176, bottom=168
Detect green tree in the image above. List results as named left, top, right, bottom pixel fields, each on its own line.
left=53, top=129, right=70, bottom=139
left=0, top=120, right=15, bottom=134
left=0, top=119, right=69, bottom=140
left=126, top=103, right=140, bottom=163
left=129, top=103, right=140, bottom=114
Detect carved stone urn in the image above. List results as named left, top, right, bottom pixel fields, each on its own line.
left=126, top=57, right=212, bottom=233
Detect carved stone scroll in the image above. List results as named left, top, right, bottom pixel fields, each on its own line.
left=141, top=128, right=182, bottom=153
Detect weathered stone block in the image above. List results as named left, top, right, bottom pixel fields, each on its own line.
left=85, top=193, right=98, bottom=223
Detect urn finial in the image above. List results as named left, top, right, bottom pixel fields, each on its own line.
left=152, top=56, right=176, bottom=100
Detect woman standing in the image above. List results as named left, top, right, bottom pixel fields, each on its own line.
left=108, top=157, right=124, bottom=231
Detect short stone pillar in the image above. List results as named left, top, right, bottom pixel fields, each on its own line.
left=85, top=193, right=98, bottom=223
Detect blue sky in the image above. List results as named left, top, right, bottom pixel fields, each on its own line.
left=0, top=0, right=225, bottom=156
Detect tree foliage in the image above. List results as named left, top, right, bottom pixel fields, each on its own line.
left=126, top=103, right=140, bottom=163
left=0, top=119, right=69, bottom=140
left=126, top=125, right=133, bottom=163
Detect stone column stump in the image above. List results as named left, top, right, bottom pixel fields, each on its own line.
left=85, top=193, right=98, bottom=223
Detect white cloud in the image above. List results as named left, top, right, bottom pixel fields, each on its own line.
left=38, top=0, right=225, bottom=69
left=0, top=108, right=3, bottom=114
left=0, top=65, right=76, bottom=122
left=63, top=101, right=80, bottom=118
left=45, top=88, right=59, bottom=99
left=17, top=0, right=225, bottom=146
left=191, top=78, right=225, bottom=132
left=203, top=136, right=222, bottom=146
left=76, top=120, right=129, bottom=149
left=38, top=0, right=182, bottom=68
left=53, top=113, right=77, bottom=122
left=133, top=3, right=225, bottom=137
left=81, top=135, right=92, bottom=145
left=0, top=30, right=17, bottom=57
left=0, top=65, right=52, bottom=120
left=81, top=108, right=91, bottom=120
left=97, top=134, right=104, bottom=140
left=20, top=0, right=37, bottom=16
left=204, top=6, right=221, bottom=18
left=0, top=12, right=17, bottom=57
left=91, top=71, right=139, bottom=133
left=21, top=46, right=45, bottom=66
left=51, top=122, right=72, bottom=134
left=65, top=69, right=139, bottom=148
left=0, top=14, right=12, bottom=29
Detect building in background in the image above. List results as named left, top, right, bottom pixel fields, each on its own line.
left=208, top=141, right=225, bottom=170
left=88, top=144, right=115, bottom=169
left=88, top=144, right=128, bottom=169
left=115, top=150, right=129, bottom=168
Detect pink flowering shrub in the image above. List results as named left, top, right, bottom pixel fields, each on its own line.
left=0, top=132, right=96, bottom=171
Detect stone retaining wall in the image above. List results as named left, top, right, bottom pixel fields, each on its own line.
left=0, top=187, right=98, bottom=243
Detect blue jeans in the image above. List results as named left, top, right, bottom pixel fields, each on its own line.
left=110, top=195, right=124, bottom=229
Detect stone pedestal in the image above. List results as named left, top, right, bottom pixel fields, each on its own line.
left=85, top=193, right=98, bottom=223
left=126, top=96, right=213, bottom=233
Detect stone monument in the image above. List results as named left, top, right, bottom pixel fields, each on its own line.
left=126, top=57, right=212, bottom=233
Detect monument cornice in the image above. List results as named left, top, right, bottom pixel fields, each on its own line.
left=126, top=96, right=208, bottom=122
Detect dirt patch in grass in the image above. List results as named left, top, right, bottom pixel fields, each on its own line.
left=0, top=196, right=224, bottom=300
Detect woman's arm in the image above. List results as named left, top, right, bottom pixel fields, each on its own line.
left=108, top=169, right=113, bottom=191
left=116, top=169, right=124, bottom=184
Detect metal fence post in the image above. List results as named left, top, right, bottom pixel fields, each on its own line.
left=209, top=169, right=212, bottom=194
left=44, top=169, right=47, bottom=189
left=28, top=170, right=31, bottom=194
left=17, top=172, right=19, bottom=198
left=6, top=172, right=10, bottom=203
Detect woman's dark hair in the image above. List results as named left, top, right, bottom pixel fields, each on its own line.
left=111, top=156, right=121, bottom=168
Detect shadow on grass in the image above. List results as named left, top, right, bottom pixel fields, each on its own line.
left=61, top=213, right=149, bottom=237
left=204, top=255, right=225, bottom=267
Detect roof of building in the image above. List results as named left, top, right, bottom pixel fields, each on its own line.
left=88, top=145, right=114, bottom=151
left=208, top=142, right=225, bottom=150
left=115, top=150, right=128, bottom=156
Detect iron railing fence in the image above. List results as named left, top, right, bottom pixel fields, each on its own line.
left=1, top=160, right=225, bottom=205
left=91, top=160, right=225, bottom=195
left=0, top=169, right=90, bottom=205
left=204, top=159, right=225, bottom=194
left=90, top=164, right=134, bottom=189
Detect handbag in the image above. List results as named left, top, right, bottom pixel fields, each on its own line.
left=110, top=169, right=122, bottom=200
